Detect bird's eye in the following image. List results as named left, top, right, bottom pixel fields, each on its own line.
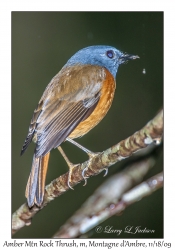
left=106, top=50, right=115, bottom=59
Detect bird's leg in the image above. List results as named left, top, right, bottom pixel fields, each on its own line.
left=66, top=137, right=95, bottom=156
left=66, top=138, right=108, bottom=185
left=57, top=146, right=79, bottom=190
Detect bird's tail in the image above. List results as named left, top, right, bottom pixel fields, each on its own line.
left=25, top=153, right=50, bottom=207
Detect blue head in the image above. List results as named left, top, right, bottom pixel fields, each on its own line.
left=64, top=45, right=139, bottom=78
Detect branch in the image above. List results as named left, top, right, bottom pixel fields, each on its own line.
left=53, top=157, right=162, bottom=238
left=82, top=172, right=163, bottom=238
left=12, top=109, right=163, bottom=235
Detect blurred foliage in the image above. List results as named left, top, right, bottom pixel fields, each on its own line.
left=12, top=12, right=163, bottom=238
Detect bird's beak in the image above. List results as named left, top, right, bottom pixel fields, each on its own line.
left=119, top=53, right=140, bottom=64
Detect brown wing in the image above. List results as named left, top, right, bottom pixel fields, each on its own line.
left=21, top=65, right=106, bottom=157
left=20, top=101, right=43, bottom=155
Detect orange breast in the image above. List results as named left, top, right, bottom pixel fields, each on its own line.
left=69, top=69, right=116, bottom=139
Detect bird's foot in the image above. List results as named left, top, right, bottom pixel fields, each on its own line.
left=58, top=146, right=80, bottom=190
left=82, top=152, right=109, bottom=185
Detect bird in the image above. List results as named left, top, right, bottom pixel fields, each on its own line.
left=21, top=45, right=139, bottom=207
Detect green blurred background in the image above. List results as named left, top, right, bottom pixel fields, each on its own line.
left=12, top=12, right=163, bottom=238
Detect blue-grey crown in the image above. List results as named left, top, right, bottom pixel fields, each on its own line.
left=64, top=45, right=124, bottom=78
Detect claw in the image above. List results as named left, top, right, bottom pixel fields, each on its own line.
left=81, top=152, right=99, bottom=186
left=82, top=166, right=88, bottom=186
left=83, top=178, right=88, bottom=186
left=103, top=168, right=108, bottom=177
left=67, top=163, right=79, bottom=190
left=67, top=172, right=74, bottom=190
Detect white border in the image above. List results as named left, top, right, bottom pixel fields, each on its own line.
left=1, top=1, right=175, bottom=249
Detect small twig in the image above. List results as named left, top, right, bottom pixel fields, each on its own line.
left=12, top=109, right=163, bottom=235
